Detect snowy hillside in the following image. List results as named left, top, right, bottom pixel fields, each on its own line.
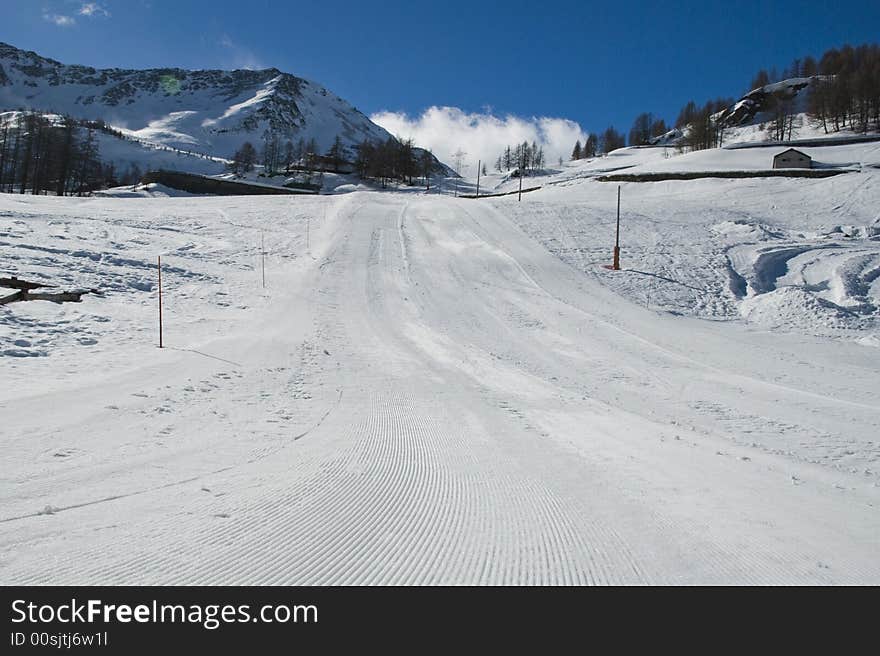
left=479, top=139, right=879, bottom=192
left=2, top=148, right=879, bottom=583
left=718, top=77, right=817, bottom=128
left=0, top=41, right=395, bottom=164
left=459, top=140, right=880, bottom=342
left=649, top=76, right=878, bottom=149
left=2, top=37, right=880, bottom=584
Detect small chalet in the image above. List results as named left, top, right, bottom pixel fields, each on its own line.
left=773, top=148, right=812, bottom=169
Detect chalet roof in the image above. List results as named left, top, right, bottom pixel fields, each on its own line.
left=774, top=148, right=811, bottom=159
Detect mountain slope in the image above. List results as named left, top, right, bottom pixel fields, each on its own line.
left=0, top=42, right=394, bottom=163
left=641, top=76, right=865, bottom=150
left=717, top=77, right=817, bottom=128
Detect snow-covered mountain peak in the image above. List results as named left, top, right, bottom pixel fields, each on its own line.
left=0, top=41, right=393, bottom=160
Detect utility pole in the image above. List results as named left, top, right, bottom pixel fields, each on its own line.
left=157, top=255, right=163, bottom=348
left=613, top=185, right=621, bottom=270
left=476, top=159, right=481, bottom=198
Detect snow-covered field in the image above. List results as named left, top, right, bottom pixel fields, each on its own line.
left=1, top=163, right=879, bottom=583
left=479, top=136, right=880, bottom=196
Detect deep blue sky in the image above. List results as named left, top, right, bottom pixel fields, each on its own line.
left=2, top=0, right=879, bottom=134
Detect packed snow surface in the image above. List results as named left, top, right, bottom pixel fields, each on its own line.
left=1, top=164, right=879, bottom=583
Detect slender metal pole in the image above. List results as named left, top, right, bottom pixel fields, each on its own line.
left=613, top=185, right=621, bottom=270
left=476, top=159, right=480, bottom=198
left=157, top=255, right=163, bottom=348
left=261, top=231, right=266, bottom=289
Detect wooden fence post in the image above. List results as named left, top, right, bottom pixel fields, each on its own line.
left=613, top=185, right=621, bottom=270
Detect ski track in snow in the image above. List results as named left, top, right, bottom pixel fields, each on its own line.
left=1, top=172, right=879, bottom=584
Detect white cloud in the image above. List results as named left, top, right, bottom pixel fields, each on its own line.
left=218, top=35, right=264, bottom=71
left=79, top=3, right=110, bottom=17
left=371, top=106, right=588, bottom=171
left=43, top=12, right=76, bottom=27
left=42, top=3, right=109, bottom=26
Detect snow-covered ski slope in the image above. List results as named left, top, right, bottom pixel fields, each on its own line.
left=1, top=166, right=879, bottom=583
